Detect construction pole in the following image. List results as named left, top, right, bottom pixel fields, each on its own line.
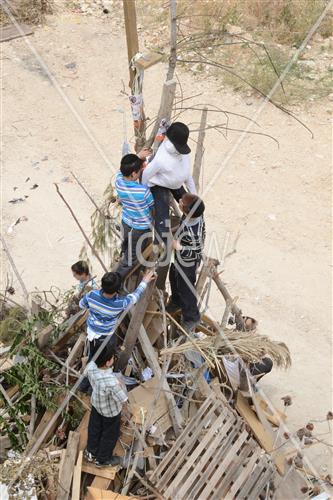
left=123, top=0, right=146, bottom=152
left=123, top=0, right=139, bottom=89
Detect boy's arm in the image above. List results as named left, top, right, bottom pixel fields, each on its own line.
left=145, top=189, right=155, bottom=210
left=121, top=281, right=148, bottom=309
left=185, top=174, right=197, bottom=194
left=141, top=156, right=160, bottom=185
left=111, top=378, right=128, bottom=404
left=79, top=292, right=90, bottom=310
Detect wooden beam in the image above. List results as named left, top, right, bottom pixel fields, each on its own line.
left=0, top=23, right=33, bottom=43
left=57, top=431, right=80, bottom=500
left=53, top=310, right=87, bottom=352
left=81, top=462, right=117, bottom=480
left=193, top=107, right=207, bottom=193
left=146, top=79, right=177, bottom=148
left=117, top=282, right=155, bottom=371
left=123, top=0, right=139, bottom=89
left=138, top=325, right=183, bottom=435
left=71, top=450, right=83, bottom=500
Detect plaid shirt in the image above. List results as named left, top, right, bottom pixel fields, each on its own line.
left=87, top=361, right=128, bottom=417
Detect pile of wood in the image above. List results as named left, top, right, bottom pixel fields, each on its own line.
left=1, top=252, right=322, bottom=500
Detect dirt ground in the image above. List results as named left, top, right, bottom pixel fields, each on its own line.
left=1, top=6, right=332, bottom=482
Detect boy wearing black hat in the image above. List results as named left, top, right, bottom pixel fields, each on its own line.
left=167, top=193, right=206, bottom=332
left=115, top=154, right=154, bottom=277
left=141, top=122, right=196, bottom=246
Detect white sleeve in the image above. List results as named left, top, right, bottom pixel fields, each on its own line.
left=186, top=174, right=197, bottom=194
left=142, top=156, right=160, bottom=185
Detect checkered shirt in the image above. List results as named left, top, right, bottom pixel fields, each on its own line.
left=87, top=361, right=128, bottom=417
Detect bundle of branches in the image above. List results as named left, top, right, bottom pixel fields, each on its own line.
left=0, top=0, right=53, bottom=26
left=0, top=449, right=59, bottom=498
left=161, top=330, right=291, bottom=369
left=80, top=181, right=121, bottom=269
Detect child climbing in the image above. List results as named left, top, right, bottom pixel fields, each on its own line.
left=78, top=269, right=155, bottom=392
left=167, top=193, right=206, bottom=332
left=85, top=344, right=127, bottom=467
left=141, top=122, right=196, bottom=246
left=115, top=154, right=154, bottom=278
left=71, top=260, right=98, bottom=294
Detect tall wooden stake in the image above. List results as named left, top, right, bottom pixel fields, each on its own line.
left=193, top=107, right=208, bottom=193
left=123, top=0, right=139, bottom=89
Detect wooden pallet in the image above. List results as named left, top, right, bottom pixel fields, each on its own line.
left=149, top=395, right=276, bottom=500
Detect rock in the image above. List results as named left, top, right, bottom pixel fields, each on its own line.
left=225, top=23, right=242, bottom=36
left=327, top=93, right=333, bottom=101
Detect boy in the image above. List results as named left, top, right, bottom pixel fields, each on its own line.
left=79, top=269, right=155, bottom=392
left=85, top=345, right=127, bottom=467
left=71, top=260, right=98, bottom=294
left=141, top=122, right=196, bottom=245
left=115, top=154, right=154, bottom=277
left=167, top=193, right=206, bottom=332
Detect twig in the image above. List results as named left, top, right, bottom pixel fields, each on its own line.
left=0, top=233, right=30, bottom=312
left=29, top=395, right=36, bottom=439
left=54, top=183, right=108, bottom=272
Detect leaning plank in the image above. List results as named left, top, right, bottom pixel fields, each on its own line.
left=81, top=462, right=117, bottom=480
left=53, top=310, right=88, bottom=352
left=90, top=477, right=112, bottom=490
left=57, top=431, right=80, bottom=500
left=86, top=488, right=137, bottom=500
left=71, top=450, right=83, bottom=500
left=77, top=410, right=90, bottom=451
left=0, top=24, right=33, bottom=43
left=62, top=333, right=86, bottom=372
left=138, top=324, right=183, bottom=436
left=146, top=79, right=177, bottom=148
left=26, top=394, right=64, bottom=452
left=236, top=392, right=285, bottom=475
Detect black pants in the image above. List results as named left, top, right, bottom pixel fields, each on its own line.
left=169, top=262, right=200, bottom=323
left=150, top=186, right=186, bottom=244
left=87, top=406, right=121, bottom=463
left=115, top=222, right=151, bottom=278
left=79, top=335, right=117, bottom=393
left=249, top=357, right=273, bottom=378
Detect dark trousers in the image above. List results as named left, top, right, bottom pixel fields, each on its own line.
left=249, top=357, right=273, bottom=379
left=79, top=335, right=117, bottom=393
left=151, top=186, right=186, bottom=244
left=116, top=222, right=151, bottom=278
left=169, top=262, right=200, bottom=323
left=87, top=406, right=121, bottom=463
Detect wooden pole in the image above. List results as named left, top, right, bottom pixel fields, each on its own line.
left=193, top=107, right=208, bottom=193
left=146, top=79, right=177, bottom=148
left=123, top=0, right=139, bottom=89
left=166, top=0, right=177, bottom=81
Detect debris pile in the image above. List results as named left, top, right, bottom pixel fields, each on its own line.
left=0, top=254, right=331, bottom=499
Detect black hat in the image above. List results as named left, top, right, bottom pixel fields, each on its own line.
left=166, top=122, right=191, bottom=154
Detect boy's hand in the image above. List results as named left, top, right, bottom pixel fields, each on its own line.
left=142, top=269, right=156, bottom=283
left=138, top=147, right=152, bottom=160
left=172, top=239, right=182, bottom=251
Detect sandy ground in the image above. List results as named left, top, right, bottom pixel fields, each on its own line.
left=1, top=8, right=332, bottom=482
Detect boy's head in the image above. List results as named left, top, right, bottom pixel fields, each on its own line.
left=95, top=344, right=117, bottom=368
left=120, top=154, right=144, bottom=180
left=71, top=260, right=90, bottom=281
left=180, top=193, right=205, bottom=218
left=101, top=272, right=121, bottom=295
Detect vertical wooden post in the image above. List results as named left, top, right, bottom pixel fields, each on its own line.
left=123, top=0, right=139, bottom=89
left=193, top=107, right=208, bottom=193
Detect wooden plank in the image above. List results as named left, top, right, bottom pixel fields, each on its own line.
left=81, top=461, right=117, bottom=480
left=156, top=402, right=228, bottom=490
left=198, top=429, right=249, bottom=499
left=86, top=487, right=137, bottom=500
left=163, top=410, right=235, bottom=497
left=189, top=421, right=244, bottom=500
left=193, top=107, right=208, bottom=192
left=236, top=457, right=270, bottom=499
left=224, top=446, right=262, bottom=499
left=26, top=394, right=64, bottom=452
left=57, top=431, right=80, bottom=500
left=135, top=52, right=163, bottom=71
left=77, top=409, right=90, bottom=451
left=150, top=396, right=215, bottom=481
left=53, top=310, right=87, bottom=352
left=246, top=461, right=274, bottom=499
left=122, top=0, right=139, bottom=88
left=90, top=477, right=112, bottom=490
left=236, top=392, right=285, bottom=475
left=71, top=450, right=83, bottom=500
left=0, top=23, right=33, bottom=43
left=146, top=80, right=177, bottom=148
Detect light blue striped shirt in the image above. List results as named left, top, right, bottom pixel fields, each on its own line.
left=79, top=282, right=147, bottom=337
left=115, top=172, right=154, bottom=230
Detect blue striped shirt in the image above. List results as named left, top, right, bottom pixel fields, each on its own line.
left=79, top=282, right=147, bottom=337
left=115, top=172, right=154, bottom=230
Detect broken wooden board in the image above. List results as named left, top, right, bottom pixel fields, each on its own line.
left=77, top=410, right=90, bottom=451
left=26, top=394, right=64, bottom=452
left=149, top=394, right=276, bottom=500
left=236, top=391, right=285, bottom=475
left=71, top=450, right=83, bottom=500
left=0, top=23, right=33, bottom=43
left=135, top=51, right=163, bottom=71
left=81, top=461, right=117, bottom=480
left=89, top=477, right=112, bottom=490
left=86, top=488, right=137, bottom=500
left=53, top=310, right=87, bottom=352
left=128, top=377, right=172, bottom=436
left=57, top=430, right=80, bottom=500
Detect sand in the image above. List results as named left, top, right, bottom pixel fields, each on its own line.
left=1, top=9, right=332, bottom=481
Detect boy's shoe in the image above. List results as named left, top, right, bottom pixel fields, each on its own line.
left=165, top=301, right=181, bottom=314
left=95, top=456, right=122, bottom=468
left=84, top=449, right=96, bottom=463
left=181, top=319, right=199, bottom=333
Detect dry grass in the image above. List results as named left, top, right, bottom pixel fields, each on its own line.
left=0, top=0, right=54, bottom=26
